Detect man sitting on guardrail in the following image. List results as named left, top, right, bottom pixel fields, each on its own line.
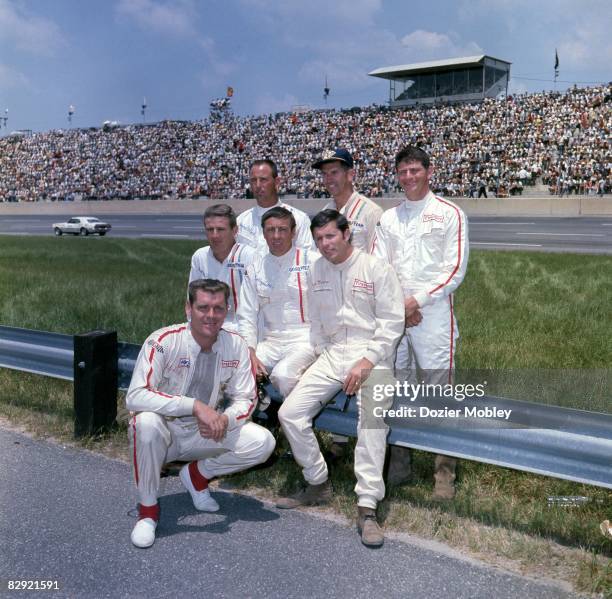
left=189, top=204, right=255, bottom=333
left=276, top=209, right=404, bottom=547
left=126, top=279, right=275, bottom=548
left=237, top=206, right=318, bottom=404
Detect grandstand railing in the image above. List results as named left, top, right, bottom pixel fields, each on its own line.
left=0, top=324, right=610, bottom=489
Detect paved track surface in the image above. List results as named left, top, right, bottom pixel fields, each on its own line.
left=0, top=427, right=576, bottom=599
left=1, top=215, right=611, bottom=254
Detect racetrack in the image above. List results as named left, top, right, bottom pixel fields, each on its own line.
left=1, top=214, right=611, bottom=254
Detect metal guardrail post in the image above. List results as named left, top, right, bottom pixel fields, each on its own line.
left=73, top=330, right=118, bottom=437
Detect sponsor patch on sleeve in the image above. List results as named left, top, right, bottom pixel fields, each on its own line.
left=147, top=340, right=164, bottom=354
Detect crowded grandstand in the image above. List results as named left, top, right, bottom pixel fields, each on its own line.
left=0, top=84, right=609, bottom=203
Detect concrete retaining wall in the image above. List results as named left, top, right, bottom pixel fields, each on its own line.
left=0, top=196, right=610, bottom=217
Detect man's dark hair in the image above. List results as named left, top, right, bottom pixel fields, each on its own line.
left=188, top=278, right=230, bottom=305
left=250, top=159, right=279, bottom=178
left=310, top=208, right=350, bottom=236
left=261, top=206, right=296, bottom=230
left=395, top=145, right=431, bottom=170
left=203, top=203, right=237, bottom=228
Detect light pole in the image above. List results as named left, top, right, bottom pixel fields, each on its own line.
left=1, top=108, right=7, bottom=129
left=141, top=97, right=147, bottom=123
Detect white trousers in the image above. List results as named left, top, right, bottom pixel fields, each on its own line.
left=256, top=331, right=316, bottom=397
left=278, top=343, right=394, bottom=510
left=129, top=413, right=275, bottom=506
left=395, top=295, right=458, bottom=484
left=396, top=295, right=458, bottom=377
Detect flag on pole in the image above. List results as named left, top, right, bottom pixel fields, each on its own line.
left=554, top=49, right=559, bottom=78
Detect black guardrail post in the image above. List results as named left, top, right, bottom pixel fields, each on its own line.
left=73, top=330, right=118, bottom=437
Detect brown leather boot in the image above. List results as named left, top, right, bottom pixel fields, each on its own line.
left=357, top=506, right=384, bottom=547
left=276, top=480, right=332, bottom=509
left=432, top=454, right=457, bottom=500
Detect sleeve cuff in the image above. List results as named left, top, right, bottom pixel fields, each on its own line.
left=363, top=349, right=381, bottom=368
left=414, top=291, right=431, bottom=308
left=225, top=412, right=238, bottom=431
left=179, top=396, right=196, bottom=417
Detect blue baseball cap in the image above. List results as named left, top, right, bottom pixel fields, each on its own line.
left=312, top=148, right=354, bottom=170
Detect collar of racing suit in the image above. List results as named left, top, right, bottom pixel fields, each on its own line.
left=326, top=247, right=361, bottom=272
left=402, top=189, right=432, bottom=212
left=186, top=323, right=226, bottom=355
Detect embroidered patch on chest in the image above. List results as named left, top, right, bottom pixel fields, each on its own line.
left=353, top=278, right=374, bottom=293
left=221, top=359, right=239, bottom=368
left=422, top=213, right=444, bottom=223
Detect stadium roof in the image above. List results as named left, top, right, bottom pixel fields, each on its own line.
left=368, top=55, right=511, bottom=79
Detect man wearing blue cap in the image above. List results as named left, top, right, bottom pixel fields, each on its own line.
left=312, top=148, right=383, bottom=252
left=312, top=148, right=384, bottom=458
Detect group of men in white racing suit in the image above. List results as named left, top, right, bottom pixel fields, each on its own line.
left=126, top=145, right=468, bottom=549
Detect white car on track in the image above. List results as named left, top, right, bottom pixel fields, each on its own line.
left=52, top=216, right=112, bottom=236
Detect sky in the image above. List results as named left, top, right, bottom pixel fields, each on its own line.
left=0, top=0, right=610, bottom=133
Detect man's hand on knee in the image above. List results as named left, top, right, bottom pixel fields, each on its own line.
left=193, top=401, right=228, bottom=442
left=343, top=357, right=374, bottom=396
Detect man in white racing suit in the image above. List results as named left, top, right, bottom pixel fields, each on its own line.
left=189, top=204, right=255, bottom=332
left=237, top=159, right=315, bottom=253
left=372, top=145, right=469, bottom=500
left=312, top=148, right=384, bottom=456
left=313, top=148, right=383, bottom=251
left=277, top=209, right=404, bottom=547
left=237, top=206, right=317, bottom=398
left=126, top=279, right=275, bottom=548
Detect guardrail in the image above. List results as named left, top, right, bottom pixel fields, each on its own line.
left=1, top=325, right=611, bottom=489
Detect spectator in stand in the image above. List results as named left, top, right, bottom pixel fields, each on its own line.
left=1, top=84, right=609, bottom=202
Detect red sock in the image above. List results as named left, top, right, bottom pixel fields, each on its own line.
left=138, top=503, right=160, bottom=521
left=188, top=461, right=209, bottom=491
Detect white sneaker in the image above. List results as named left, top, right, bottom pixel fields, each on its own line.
left=179, top=464, right=220, bottom=512
left=131, top=518, right=157, bottom=548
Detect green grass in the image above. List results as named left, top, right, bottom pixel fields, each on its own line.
left=458, top=251, right=612, bottom=369
left=0, top=235, right=200, bottom=341
left=0, top=236, right=611, bottom=593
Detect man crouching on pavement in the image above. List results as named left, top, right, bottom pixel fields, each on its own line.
left=276, top=210, right=404, bottom=547
left=126, top=279, right=275, bottom=548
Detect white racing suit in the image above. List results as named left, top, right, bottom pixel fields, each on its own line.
left=189, top=243, right=255, bottom=332
left=237, top=246, right=318, bottom=397
left=372, top=190, right=469, bottom=485
left=126, top=324, right=275, bottom=507
left=324, top=192, right=384, bottom=445
left=325, top=191, right=383, bottom=251
left=236, top=201, right=315, bottom=253
left=278, top=249, right=404, bottom=509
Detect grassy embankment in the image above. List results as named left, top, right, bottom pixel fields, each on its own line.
left=0, top=235, right=610, bottom=594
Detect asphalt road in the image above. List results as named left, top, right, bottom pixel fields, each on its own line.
left=0, top=427, right=576, bottom=599
left=1, top=215, right=611, bottom=254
